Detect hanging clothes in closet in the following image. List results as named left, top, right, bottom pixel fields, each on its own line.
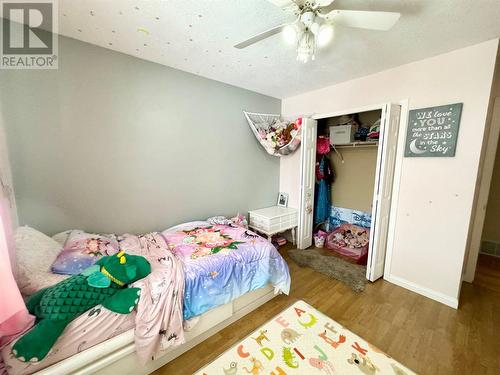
left=314, top=136, right=334, bottom=225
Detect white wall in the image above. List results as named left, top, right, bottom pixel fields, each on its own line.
left=0, top=35, right=280, bottom=235
left=281, top=39, right=499, bottom=308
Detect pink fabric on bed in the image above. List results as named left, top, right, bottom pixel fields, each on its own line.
left=120, top=232, right=185, bottom=362
left=2, top=231, right=184, bottom=373
left=1, top=307, right=135, bottom=375
left=0, top=199, right=34, bottom=349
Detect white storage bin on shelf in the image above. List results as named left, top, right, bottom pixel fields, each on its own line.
left=330, top=124, right=357, bottom=145
left=248, top=206, right=298, bottom=244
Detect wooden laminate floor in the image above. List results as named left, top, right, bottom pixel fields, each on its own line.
left=474, top=253, right=500, bottom=294
left=154, top=246, right=500, bottom=375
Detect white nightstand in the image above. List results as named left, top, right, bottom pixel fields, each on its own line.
left=248, top=206, right=298, bottom=244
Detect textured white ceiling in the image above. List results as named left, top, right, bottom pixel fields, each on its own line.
left=56, top=0, right=500, bottom=98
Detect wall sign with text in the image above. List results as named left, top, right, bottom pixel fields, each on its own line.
left=404, top=103, right=463, bottom=157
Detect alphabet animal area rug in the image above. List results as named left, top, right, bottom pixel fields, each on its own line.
left=196, top=300, right=415, bottom=375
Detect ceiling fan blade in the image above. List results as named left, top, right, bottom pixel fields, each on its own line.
left=267, top=0, right=333, bottom=7
left=316, top=0, right=335, bottom=7
left=234, top=24, right=287, bottom=49
left=323, top=10, right=400, bottom=31
left=265, top=0, right=295, bottom=7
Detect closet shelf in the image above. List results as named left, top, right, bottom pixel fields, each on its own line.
left=333, top=141, right=379, bottom=149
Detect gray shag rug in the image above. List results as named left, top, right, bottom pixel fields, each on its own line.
left=288, top=249, right=367, bottom=292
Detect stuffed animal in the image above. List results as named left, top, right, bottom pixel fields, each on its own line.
left=12, top=251, right=151, bottom=363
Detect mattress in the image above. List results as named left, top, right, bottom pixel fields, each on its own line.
left=162, top=221, right=290, bottom=320
left=1, top=306, right=135, bottom=375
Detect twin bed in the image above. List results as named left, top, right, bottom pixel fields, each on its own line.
left=2, top=221, right=290, bottom=375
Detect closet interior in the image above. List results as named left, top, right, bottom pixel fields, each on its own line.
left=313, top=109, right=382, bottom=266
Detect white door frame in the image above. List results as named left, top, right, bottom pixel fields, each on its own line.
left=311, top=103, right=389, bottom=122
left=297, top=100, right=407, bottom=281
left=463, top=97, right=500, bottom=282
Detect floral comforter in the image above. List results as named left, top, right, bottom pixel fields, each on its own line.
left=162, top=221, right=290, bottom=320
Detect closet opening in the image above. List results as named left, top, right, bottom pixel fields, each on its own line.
left=297, top=103, right=402, bottom=282
left=315, top=110, right=381, bottom=267
left=464, top=97, right=500, bottom=291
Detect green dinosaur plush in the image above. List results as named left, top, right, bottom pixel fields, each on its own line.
left=12, top=251, right=151, bottom=363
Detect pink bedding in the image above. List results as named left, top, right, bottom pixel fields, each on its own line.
left=1, top=232, right=185, bottom=374
left=120, top=232, right=185, bottom=362
left=162, top=221, right=290, bottom=320
left=1, top=308, right=135, bottom=375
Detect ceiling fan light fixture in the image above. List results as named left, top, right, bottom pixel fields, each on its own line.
left=282, top=24, right=297, bottom=45
left=296, top=29, right=315, bottom=63
left=317, top=24, right=334, bottom=48
left=310, top=19, right=322, bottom=35
left=234, top=1, right=401, bottom=64
left=300, top=11, right=316, bottom=27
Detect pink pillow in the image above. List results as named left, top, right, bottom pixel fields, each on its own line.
left=51, top=230, right=119, bottom=275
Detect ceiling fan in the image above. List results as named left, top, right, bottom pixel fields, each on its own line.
left=234, top=0, right=401, bottom=63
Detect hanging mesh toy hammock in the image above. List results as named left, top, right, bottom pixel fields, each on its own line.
left=244, top=111, right=302, bottom=157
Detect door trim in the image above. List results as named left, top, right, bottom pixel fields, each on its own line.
left=463, top=97, right=500, bottom=282
left=312, top=103, right=388, bottom=121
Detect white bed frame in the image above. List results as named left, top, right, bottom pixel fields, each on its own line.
left=33, top=285, right=276, bottom=375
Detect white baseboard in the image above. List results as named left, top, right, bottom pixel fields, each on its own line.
left=384, top=274, right=459, bottom=309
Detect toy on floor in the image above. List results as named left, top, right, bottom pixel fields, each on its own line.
left=326, top=224, right=370, bottom=265
left=12, top=251, right=151, bottom=363
left=313, top=230, right=327, bottom=248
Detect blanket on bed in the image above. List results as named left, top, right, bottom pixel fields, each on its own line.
left=163, top=222, right=291, bottom=320
left=3, top=224, right=290, bottom=373
left=119, top=232, right=185, bottom=362
left=1, top=232, right=184, bottom=374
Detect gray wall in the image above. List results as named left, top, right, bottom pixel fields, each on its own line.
left=0, top=35, right=280, bottom=235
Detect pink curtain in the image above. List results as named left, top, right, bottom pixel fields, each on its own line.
left=0, top=195, right=33, bottom=348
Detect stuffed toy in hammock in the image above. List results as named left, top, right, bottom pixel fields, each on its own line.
left=12, top=251, right=151, bottom=363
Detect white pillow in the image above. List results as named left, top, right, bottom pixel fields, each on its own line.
left=52, top=229, right=73, bottom=245
left=15, top=226, right=68, bottom=296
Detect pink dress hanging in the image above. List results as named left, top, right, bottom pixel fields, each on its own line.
left=0, top=195, right=34, bottom=349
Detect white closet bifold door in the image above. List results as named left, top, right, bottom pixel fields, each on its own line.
left=367, top=103, right=401, bottom=281
left=297, top=117, right=317, bottom=249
